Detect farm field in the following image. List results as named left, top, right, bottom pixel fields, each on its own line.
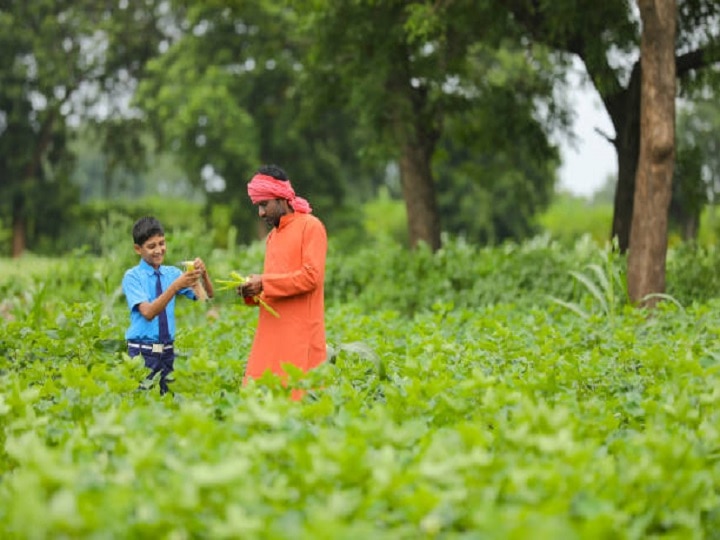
left=1, top=235, right=719, bottom=538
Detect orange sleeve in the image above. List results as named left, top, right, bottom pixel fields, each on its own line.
left=262, top=219, right=327, bottom=299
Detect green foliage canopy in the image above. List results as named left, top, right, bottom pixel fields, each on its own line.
left=296, top=0, right=562, bottom=247
left=134, top=1, right=372, bottom=243
left=0, top=0, right=169, bottom=255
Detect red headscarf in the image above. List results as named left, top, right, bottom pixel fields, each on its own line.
left=247, top=174, right=312, bottom=214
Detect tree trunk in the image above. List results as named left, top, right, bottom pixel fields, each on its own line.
left=10, top=109, right=57, bottom=258
left=398, top=139, right=441, bottom=251
left=681, top=216, right=698, bottom=241
left=11, top=186, right=27, bottom=258
left=627, top=0, right=677, bottom=305
left=607, top=66, right=642, bottom=253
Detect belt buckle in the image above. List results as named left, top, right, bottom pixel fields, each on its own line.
left=151, top=343, right=164, bottom=354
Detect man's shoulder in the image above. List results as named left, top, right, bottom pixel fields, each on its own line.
left=299, top=213, right=325, bottom=229
left=298, top=215, right=327, bottom=247
left=278, top=213, right=326, bottom=237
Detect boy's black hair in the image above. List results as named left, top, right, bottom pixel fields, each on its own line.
left=257, top=164, right=289, bottom=181
left=132, top=216, right=165, bottom=246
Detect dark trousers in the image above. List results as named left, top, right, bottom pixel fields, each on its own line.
left=128, top=347, right=175, bottom=395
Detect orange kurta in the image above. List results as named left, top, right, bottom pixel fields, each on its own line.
left=244, top=212, right=327, bottom=380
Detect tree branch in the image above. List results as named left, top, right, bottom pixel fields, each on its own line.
left=594, top=126, right=615, bottom=145
left=23, top=108, right=57, bottom=181
left=676, top=45, right=720, bottom=79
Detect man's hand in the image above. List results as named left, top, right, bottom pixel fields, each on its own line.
left=240, top=274, right=263, bottom=297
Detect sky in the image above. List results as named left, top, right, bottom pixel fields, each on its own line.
left=556, top=70, right=618, bottom=198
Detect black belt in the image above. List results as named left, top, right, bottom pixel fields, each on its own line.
left=128, top=342, right=174, bottom=353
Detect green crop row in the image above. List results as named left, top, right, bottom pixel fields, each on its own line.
left=1, top=236, right=719, bottom=538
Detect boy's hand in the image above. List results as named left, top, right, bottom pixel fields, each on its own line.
left=177, top=269, right=202, bottom=289
left=192, top=257, right=208, bottom=276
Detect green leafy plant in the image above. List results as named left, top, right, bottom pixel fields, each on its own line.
left=549, top=243, right=628, bottom=325
left=215, top=271, right=280, bottom=318
left=1, top=237, right=720, bottom=537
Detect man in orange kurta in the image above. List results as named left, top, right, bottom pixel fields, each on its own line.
left=239, top=165, right=327, bottom=384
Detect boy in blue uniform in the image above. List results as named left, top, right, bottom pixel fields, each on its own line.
left=122, top=216, right=214, bottom=394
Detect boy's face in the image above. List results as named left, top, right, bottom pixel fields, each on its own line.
left=134, top=234, right=166, bottom=269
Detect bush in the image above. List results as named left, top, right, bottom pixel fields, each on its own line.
left=325, top=234, right=624, bottom=315
left=666, top=243, right=720, bottom=304
left=538, top=195, right=612, bottom=246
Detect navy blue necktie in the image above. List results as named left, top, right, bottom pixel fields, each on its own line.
left=155, top=271, right=170, bottom=343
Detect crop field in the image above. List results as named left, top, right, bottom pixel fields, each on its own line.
left=1, top=234, right=719, bottom=538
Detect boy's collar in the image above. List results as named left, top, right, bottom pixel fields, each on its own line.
left=139, top=259, right=162, bottom=273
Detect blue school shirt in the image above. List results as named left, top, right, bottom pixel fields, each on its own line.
left=122, top=259, right=195, bottom=342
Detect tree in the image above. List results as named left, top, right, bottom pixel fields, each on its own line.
left=504, top=0, right=720, bottom=253
left=627, top=0, right=676, bottom=304
left=670, top=113, right=704, bottom=241
left=70, top=126, right=194, bottom=202
left=434, top=49, right=560, bottom=243
left=135, top=1, right=372, bottom=243
left=298, top=0, right=562, bottom=250
left=670, top=100, right=720, bottom=240
left=0, top=1, right=72, bottom=256
left=0, top=1, right=167, bottom=257
left=299, top=1, right=440, bottom=249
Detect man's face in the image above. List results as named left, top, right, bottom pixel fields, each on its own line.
left=257, top=199, right=287, bottom=228
left=134, top=234, right=166, bottom=269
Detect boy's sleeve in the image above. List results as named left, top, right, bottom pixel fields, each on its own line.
left=181, top=288, right=196, bottom=300
left=122, top=271, right=148, bottom=311
left=169, top=266, right=196, bottom=299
